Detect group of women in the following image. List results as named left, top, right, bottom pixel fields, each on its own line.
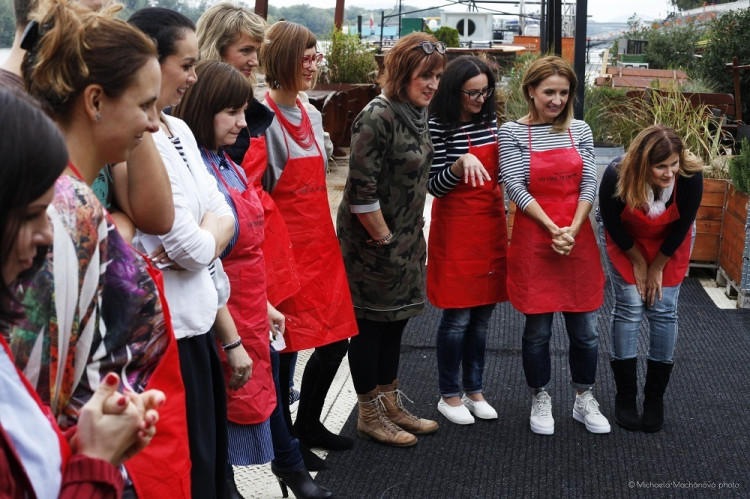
left=340, top=41, right=701, bottom=441
left=0, top=0, right=701, bottom=497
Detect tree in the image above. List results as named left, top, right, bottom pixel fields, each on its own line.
left=698, top=7, right=750, bottom=119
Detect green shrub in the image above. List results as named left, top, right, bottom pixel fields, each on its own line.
left=323, top=28, right=378, bottom=84
left=584, top=86, right=628, bottom=144
left=497, top=52, right=542, bottom=125
left=432, top=26, right=460, bottom=48
left=730, top=139, right=750, bottom=194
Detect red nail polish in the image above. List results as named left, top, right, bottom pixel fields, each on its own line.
left=105, top=373, right=118, bottom=386
left=117, top=396, right=127, bottom=407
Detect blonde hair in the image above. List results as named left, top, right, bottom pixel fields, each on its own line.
left=23, top=0, right=157, bottom=120
left=379, top=32, right=445, bottom=102
left=260, top=21, right=317, bottom=93
left=196, top=2, right=267, bottom=84
left=615, top=124, right=704, bottom=209
left=522, top=55, right=576, bottom=133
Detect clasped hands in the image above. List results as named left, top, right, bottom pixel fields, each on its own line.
left=71, top=372, right=165, bottom=466
left=549, top=225, right=577, bottom=256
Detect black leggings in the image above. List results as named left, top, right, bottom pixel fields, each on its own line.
left=348, top=318, right=408, bottom=394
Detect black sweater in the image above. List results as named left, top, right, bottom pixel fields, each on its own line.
left=598, top=158, right=703, bottom=257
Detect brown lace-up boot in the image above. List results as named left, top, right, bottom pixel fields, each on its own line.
left=378, top=379, right=439, bottom=435
left=357, top=389, right=417, bottom=447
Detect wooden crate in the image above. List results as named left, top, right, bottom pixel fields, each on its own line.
left=691, top=178, right=728, bottom=264
left=718, top=183, right=750, bottom=284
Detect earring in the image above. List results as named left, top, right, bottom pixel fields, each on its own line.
left=94, top=112, right=101, bottom=122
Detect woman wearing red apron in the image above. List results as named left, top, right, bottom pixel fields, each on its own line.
left=0, top=91, right=164, bottom=498
left=499, top=56, right=609, bottom=436
left=260, top=22, right=359, bottom=458
left=175, top=61, right=331, bottom=499
left=426, top=56, right=508, bottom=426
left=12, top=8, right=192, bottom=496
left=599, top=125, right=703, bottom=433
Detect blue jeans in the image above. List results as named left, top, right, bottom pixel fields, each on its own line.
left=436, top=304, right=496, bottom=397
left=522, top=311, right=599, bottom=391
left=598, top=224, right=682, bottom=363
left=269, top=347, right=304, bottom=472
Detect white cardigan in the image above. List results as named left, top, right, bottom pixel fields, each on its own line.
left=137, top=114, right=234, bottom=339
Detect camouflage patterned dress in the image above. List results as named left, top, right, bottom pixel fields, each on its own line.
left=336, top=95, right=434, bottom=322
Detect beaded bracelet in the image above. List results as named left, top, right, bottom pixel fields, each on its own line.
left=222, top=338, right=243, bottom=351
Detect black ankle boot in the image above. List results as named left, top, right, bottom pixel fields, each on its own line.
left=642, top=360, right=674, bottom=432
left=610, top=358, right=640, bottom=430
left=271, top=463, right=333, bottom=499
left=293, top=349, right=353, bottom=451
left=225, top=476, right=244, bottom=499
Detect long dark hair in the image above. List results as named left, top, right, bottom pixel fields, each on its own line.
left=0, top=90, right=68, bottom=324
left=429, top=55, right=496, bottom=127
left=128, top=7, right=196, bottom=62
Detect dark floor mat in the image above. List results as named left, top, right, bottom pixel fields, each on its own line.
left=316, top=278, right=750, bottom=497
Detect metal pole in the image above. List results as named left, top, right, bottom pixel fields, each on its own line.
left=398, top=0, right=403, bottom=38
left=540, top=0, right=547, bottom=53
left=358, top=15, right=363, bottom=39
left=573, top=0, right=587, bottom=119
left=553, top=0, right=562, bottom=56
left=380, top=11, right=385, bottom=49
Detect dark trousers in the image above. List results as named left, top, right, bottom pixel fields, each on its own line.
left=348, top=318, right=408, bottom=394
left=178, top=331, right=227, bottom=499
left=278, top=340, right=349, bottom=432
left=269, top=347, right=304, bottom=471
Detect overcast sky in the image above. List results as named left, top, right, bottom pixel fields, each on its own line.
left=268, top=0, right=677, bottom=23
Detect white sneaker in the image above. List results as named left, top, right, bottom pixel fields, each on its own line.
left=461, top=395, right=498, bottom=420
left=437, top=398, right=475, bottom=425
left=530, top=391, right=554, bottom=435
left=573, top=390, right=611, bottom=434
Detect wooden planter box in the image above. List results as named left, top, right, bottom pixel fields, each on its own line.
left=690, top=178, right=728, bottom=266
left=717, top=183, right=750, bottom=307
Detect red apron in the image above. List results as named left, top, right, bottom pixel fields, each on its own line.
left=507, top=127, right=604, bottom=314
left=125, top=256, right=191, bottom=499
left=265, top=96, right=358, bottom=352
left=605, top=182, right=692, bottom=287
left=66, top=163, right=191, bottom=498
left=427, top=128, right=509, bottom=308
left=208, top=154, right=275, bottom=424
left=0, top=335, right=71, bottom=480
left=241, top=136, right=301, bottom=307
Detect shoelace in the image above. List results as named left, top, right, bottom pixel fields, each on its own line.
left=580, top=396, right=602, bottom=416
left=533, top=397, right=551, bottom=417
left=383, top=389, right=419, bottom=421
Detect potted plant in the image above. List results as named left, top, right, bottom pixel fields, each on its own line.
left=717, top=139, right=750, bottom=306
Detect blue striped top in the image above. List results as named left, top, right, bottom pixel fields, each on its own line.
left=200, top=147, right=249, bottom=259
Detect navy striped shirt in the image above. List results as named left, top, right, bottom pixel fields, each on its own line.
left=428, top=118, right=501, bottom=197
left=200, top=147, right=248, bottom=260
left=498, top=119, right=597, bottom=211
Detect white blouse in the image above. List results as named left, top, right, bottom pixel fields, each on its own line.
left=137, top=114, right=234, bottom=339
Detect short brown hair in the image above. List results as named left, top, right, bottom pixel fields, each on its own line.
left=260, top=21, right=317, bottom=92
left=24, top=0, right=157, bottom=121
left=615, top=124, right=703, bottom=209
left=173, top=60, right=252, bottom=151
left=13, top=0, right=36, bottom=26
left=378, top=32, right=445, bottom=102
left=522, top=55, right=577, bottom=132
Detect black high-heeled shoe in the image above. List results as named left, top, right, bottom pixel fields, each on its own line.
left=270, top=463, right=333, bottom=498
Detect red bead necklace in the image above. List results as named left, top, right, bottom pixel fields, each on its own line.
left=265, top=93, right=317, bottom=150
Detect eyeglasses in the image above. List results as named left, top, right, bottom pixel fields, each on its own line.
left=461, top=87, right=495, bottom=101
left=302, top=53, right=324, bottom=69
left=417, top=41, right=446, bottom=55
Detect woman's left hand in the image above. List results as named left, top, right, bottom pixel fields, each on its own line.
left=645, top=265, right=663, bottom=307
left=551, top=226, right=577, bottom=255
left=267, top=302, right=285, bottom=336
left=149, top=244, right=185, bottom=270
left=226, top=346, right=253, bottom=390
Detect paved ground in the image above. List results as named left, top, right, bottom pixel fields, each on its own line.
left=234, top=149, right=749, bottom=498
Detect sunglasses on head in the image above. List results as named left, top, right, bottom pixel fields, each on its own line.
left=417, top=41, right=446, bottom=55
left=461, top=87, right=495, bottom=102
